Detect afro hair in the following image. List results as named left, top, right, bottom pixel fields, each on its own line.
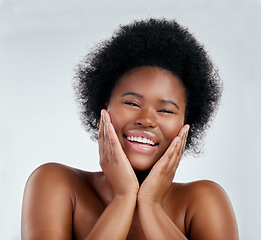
left=74, top=18, right=222, bottom=156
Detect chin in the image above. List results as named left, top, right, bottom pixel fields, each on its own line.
left=127, top=154, right=157, bottom=172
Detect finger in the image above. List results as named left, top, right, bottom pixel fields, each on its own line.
left=177, top=125, right=184, bottom=139
left=98, top=110, right=105, bottom=161
left=171, top=126, right=189, bottom=170
left=166, top=125, right=187, bottom=161
left=103, top=110, right=116, bottom=151
left=157, top=130, right=181, bottom=169
left=175, top=127, right=186, bottom=160
left=178, top=125, right=189, bottom=159
left=104, top=117, right=113, bottom=162
left=180, top=126, right=188, bottom=153
left=103, top=110, right=127, bottom=163
left=168, top=136, right=182, bottom=169
left=170, top=125, right=186, bottom=161
left=155, top=125, right=188, bottom=177
left=103, top=109, right=112, bottom=123
left=167, top=125, right=186, bottom=165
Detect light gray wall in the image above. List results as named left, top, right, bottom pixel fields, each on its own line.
left=0, top=0, right=260, bottom=239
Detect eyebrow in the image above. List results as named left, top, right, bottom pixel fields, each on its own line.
left=161, top=99, right=180, bottom=110
left=121, top=92, right=143, bottom=98
left=121, top=92, right=180, bottom=110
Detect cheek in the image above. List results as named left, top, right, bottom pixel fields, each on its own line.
left=161, top=120, right=184, bottom=142
left=107, top=108, right=129, bottom=136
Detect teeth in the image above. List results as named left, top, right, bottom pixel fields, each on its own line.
left=126, top=136, right=156, bottom=146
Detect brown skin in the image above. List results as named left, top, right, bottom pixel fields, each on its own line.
left=21, top=67, right=239, bottom=239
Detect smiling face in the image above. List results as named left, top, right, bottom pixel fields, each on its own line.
left=106, top=66, right=186, bottom=171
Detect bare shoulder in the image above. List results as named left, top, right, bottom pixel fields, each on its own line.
left=26, top=162, right=83, bottom=186
left=178, top=180, right=239, bottom=240
left=172, top=180, right=232, bottom=205
left=21, top=163, right=92, bottom=240
left=27, top=162, right=79, bottom=180
left=182, top=179, right=230, bottom=200
left=23, top=162, right=86, bottom=202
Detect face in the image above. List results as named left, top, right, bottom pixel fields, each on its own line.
left=106, top=66, right=186, bottom=171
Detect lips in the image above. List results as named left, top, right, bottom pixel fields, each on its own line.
left=123, top=129, right=159, bottom=153
left=126, top=136, right=157, bottom=146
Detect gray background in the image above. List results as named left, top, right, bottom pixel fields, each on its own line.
left=0, top=0, right=260, bottom=239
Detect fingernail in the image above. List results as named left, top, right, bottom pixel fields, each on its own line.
left=101, top=109, right=105, bottom=121
left=183, top=127, right=187, bottom=135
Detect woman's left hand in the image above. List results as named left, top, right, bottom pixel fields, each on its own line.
left=138, top=125, right=189, bottom=204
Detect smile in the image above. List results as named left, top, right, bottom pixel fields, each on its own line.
left=126, top=136, right=157, bottom=146
left=123, top=133, right=159, bottom=154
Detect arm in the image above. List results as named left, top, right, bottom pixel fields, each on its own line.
left=86, top=109, right=139, bottom=240
left=22, top=110, right=139, bottom=240
left=138, top=201, right=187, bottom=239
left=188, top=180, right=239, bottom=240
left=139, top=181, right=239, bottom=240
left=138, top=125, right=189, bottom=239
left=21, top=163, right=75, bottom=240
left=85, top=194, right=136, bottom=240
left=137, top=123, right=238, bottom=240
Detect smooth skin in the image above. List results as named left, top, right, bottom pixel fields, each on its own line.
left=21, top=67, right=239, bottom=239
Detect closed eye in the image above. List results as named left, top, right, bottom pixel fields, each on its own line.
left=158, top=109, right=175, bottom=114
left=123, top=101, right=140, bottom=108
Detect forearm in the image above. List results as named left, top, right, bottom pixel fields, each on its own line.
left=85, top=194, right=136, bottom=240
left=138, top=201, right=187, bottom=240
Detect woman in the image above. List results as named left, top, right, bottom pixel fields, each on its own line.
left=21, top=18, right=239, bottom=239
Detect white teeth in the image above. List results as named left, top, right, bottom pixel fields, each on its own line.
left=126, top=136, right=156, bottom=146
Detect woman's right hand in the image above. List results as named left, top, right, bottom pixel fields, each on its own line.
left=99, top=109, right=139, bottom=197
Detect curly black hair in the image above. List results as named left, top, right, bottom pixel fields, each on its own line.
left=74, top=18, right=222, bottom=156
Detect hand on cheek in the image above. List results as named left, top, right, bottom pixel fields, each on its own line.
left=99, top=109, right=139, bottom=197
left=138, top=125, right=190, bottom=204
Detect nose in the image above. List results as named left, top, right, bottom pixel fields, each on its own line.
left=134, top=108, right=157, bottom=128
